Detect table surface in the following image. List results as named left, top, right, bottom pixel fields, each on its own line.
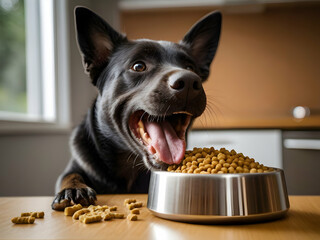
left=0, top=195, right=319, bottom=240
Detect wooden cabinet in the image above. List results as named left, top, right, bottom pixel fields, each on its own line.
left=121, top=4, right=320, bottom=129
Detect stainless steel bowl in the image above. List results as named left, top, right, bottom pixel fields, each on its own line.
left=147, top=169, right=290, bottom=223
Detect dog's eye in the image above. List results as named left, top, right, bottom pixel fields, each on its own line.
left=131, top=61, right=146, bottom=72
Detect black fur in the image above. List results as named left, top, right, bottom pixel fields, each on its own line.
left=52, top=7, right=221, bottom=210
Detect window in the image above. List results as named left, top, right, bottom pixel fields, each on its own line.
left=0, top=0, right=70, bottom=131
left=0, top=0, right=26, bottom=115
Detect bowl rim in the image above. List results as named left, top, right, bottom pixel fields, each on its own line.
left=152, top=167, right=283, bottom=178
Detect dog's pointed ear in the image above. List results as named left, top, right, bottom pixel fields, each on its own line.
left=75, top=7, right=127, bottom=85
left=181, top=11, right=222, bottom=81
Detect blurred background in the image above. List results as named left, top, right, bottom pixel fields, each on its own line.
left=0, top=0, right=319, bottom=196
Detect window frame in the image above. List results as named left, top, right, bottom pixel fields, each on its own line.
left=0, top=0, right=71, bottom=133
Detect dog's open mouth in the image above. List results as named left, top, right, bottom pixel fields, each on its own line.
left=129, top=110, right=192, bottom=166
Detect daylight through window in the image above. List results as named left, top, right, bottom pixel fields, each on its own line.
left=0, top=0, right=56, bottom=122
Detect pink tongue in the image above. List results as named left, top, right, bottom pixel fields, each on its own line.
left=144, top=121, right=186, bottom=165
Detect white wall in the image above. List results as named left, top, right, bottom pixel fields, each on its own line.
left=0, top=0, right=119, bottom=196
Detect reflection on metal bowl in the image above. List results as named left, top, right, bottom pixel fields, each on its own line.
left=147, top=169, right=289, bottom=223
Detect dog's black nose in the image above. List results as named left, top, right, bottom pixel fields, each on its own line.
left=168, top=71, right=202, bottom=100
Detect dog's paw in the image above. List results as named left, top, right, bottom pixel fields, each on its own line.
left=51, top=187, right=97, bottom=211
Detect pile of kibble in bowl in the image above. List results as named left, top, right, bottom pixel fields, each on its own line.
left=167, top=147, right=275, bottom=174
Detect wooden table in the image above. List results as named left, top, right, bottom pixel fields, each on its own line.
left=0, top=195, right=319, bottom=240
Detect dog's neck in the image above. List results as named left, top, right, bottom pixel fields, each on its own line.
left=84, top=99, right=145, bottom=191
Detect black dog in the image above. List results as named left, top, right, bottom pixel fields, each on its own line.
left=52, top=7, right=221, bottom=210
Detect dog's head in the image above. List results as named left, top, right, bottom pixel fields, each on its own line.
left=75, top=7, right=221, bottom=170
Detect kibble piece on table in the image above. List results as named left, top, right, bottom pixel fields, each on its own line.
left=127, top=214, right=138, bottom=221
left=88, top=205, right=97, bottom=211
left=79, top=213, right=102, bottom=224
left=112, top=212, right=124, bottom=219
left=102, top=210, right=114, bottom=221
left=100, top=205, right=110, bottom=210
left=124, top=198, right=137, bottom=205
left=131, top=208, right=140, bottom=215
left=72, top=209, right=90, bottom=220
left=12, top=216, right=35, bottom=224
left=64, top=204, right=82, bottom=216
left=109, top=206, right=117, bottom=211
left=21, top=211, right=44, bottom=218
left=126, top=202, right=143, bottom=210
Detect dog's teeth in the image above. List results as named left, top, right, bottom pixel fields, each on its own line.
left=139, top=127, right=146, bottom=141
left=139, top=126, right=150, bottom=144
left=138, top=120, right=150, bottom=144
left=136, top=120, right=152, bottom=146
left=138, top=120, right=144, bottom=130
left=142, top=132, right=152, bottom=145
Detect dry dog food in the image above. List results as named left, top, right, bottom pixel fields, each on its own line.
left=88, top=205, right=109, bottom=212
left=64, top=200, right=144, bottom=224
left=126, top=202, right=143, bottom=210
left=127, top=214, right=138, bottom=221
left=101, top=210, right=124, bottom=219
left=109, top=206, right=117, bottom=211
left=21, top=211, right=44, bottom=218
left=72, top=209, right=90, bottom=220
left=67, top=204, right=129, bottom=224
left=131, top=208, right=140, bottom=215
left=12, top=210, right=44, bottom=224
left=167, top=147, right=274, bottom=174
left=79, top=213, right=102, bottom=224
left=100, top=209, right=123, bottom=220
left=11, top=216, right=35, bottom=224
left=102, top=210, right=114, bottom=221
left=111, top=212, right=125, bottom=219
left=124, top=199, right=136, bottom=205
left=64, top=204, right=83, bottom=216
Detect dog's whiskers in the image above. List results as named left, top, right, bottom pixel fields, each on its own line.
left=145, top=165, right=152, bottom=174
left=163, top=105, right=171, bottom=121
left=207, top=103, right=219, bottom=125
left=134, top=162, right=147, bottom=172
left=126, top=151, right=135, bottom=163
left=132, top=153, right=140, bottom=169
left=195, top=93, right=224, bottom=128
